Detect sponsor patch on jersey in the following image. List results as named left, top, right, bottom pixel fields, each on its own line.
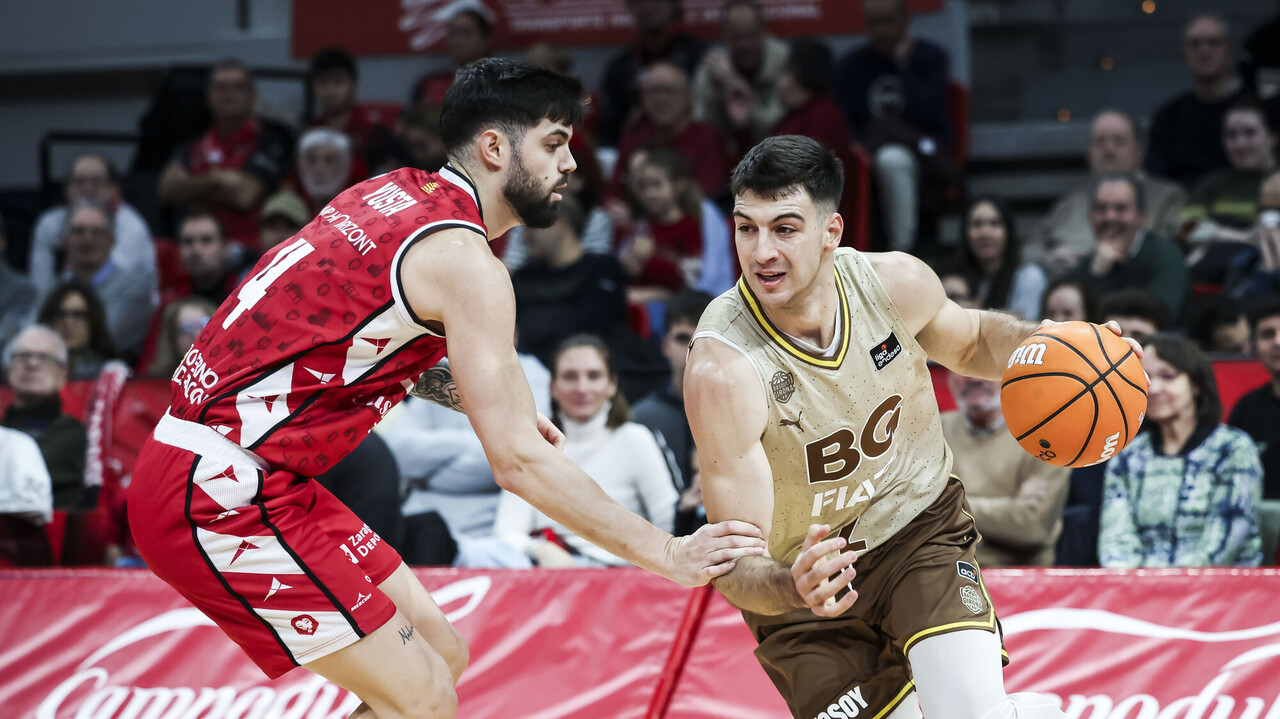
left=771, top=370, right=796, bottom=403
left=869, top=332, right=902, bottom=370
left=957, top=561, right=978, bottom=584
left=960, top=585, right=985, bottom=614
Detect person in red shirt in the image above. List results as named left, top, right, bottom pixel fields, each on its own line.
left=411, top=8, right=495, bottom=107
left=618, top=148, right=706, bottom=302
left=308, top=47, right=400, bottom=183
left=610, top=61, right=731, bottom=202
left=129, top=59, right=763, bottom=718
left=157, top=59, right=293, bottom=248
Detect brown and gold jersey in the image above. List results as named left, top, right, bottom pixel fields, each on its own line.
left=693, top=248, right=952, bottom=563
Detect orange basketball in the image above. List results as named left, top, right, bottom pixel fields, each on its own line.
left=1000, top=321, right=1148, bottom=468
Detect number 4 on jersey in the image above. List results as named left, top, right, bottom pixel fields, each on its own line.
left=223, top=238, right=315, bottom=329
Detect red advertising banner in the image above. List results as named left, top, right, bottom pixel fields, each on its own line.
left=290, top=0, right=944, bottom=58
left=5, top=568, right=1280, bottom=718
left=0, top=568, right=689, bottom=719
left=668, top=568, right=1280, bottom=718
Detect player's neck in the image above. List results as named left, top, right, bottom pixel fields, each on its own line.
left=447, top=161, right=520, bottom=239
left=764, top=275, right=840, bottom=348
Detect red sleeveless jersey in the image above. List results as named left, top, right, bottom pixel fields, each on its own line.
left=168, top=166, right=487, bottom=476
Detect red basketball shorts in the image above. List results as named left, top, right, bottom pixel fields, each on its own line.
left=129, top=413, right=402, bottom=678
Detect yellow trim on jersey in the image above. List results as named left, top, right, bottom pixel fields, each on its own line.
left=870, top=681, right=916, bottom=719
left=736, top=269, right=850, bottom=369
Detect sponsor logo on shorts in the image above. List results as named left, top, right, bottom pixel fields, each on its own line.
left=350, top=593, right=372, bottom=612
left=870, top=332, right=902, bottom=370
left=960, top=585, right=985, bottom=614
left=956, top=561, right=978, bottom=584
left=813, top=685, right=868, bottom=719
left=291, top=614, right=319, bottom=635
left=771, top=370, right=796, bottom=403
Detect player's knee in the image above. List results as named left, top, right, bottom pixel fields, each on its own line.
left=441, top=624, right=469, bottom=682
left=979, top=693, right=1067, bottom=719
left=379, top=652, right=459, bottom=718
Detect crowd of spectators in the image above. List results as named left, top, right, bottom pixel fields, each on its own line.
left=3, top=0, right=1280, bottom=569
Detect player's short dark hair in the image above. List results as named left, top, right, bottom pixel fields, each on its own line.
left=440, top=58, right=583, bottom=157
left=785, top=38, right=834, bottom=96
left=309, top=47, right=357, bottom=81
left=1099, top=289, right=1172, bottom=331
left=1144, top=333, right=1222, bottom=427
left=1247, top=294, right=1280, bottom=334
left=731, top=135, right=844, bottom=213
left=665, top=290, right=714, bottom=330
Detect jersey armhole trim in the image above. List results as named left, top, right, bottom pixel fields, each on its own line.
left=691, top=330, right=770, bottom=410
left=391, top=220, right=487, bottom=333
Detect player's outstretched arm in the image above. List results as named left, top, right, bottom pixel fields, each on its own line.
left=401, top=230, right=763, bottom=586
left=869, top=252, right=1039, bottom=380
left=686, top=337, right=857, bottom=616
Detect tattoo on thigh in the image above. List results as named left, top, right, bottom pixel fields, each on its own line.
left=399, top=625, right=415, bottom=644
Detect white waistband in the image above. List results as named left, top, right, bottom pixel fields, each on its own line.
left=154, top=412, right=269, bottom=472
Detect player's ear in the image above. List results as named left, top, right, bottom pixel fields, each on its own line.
left=823, top=210, right=844, bottom=251
left=475, top=128, right=508, bottom=172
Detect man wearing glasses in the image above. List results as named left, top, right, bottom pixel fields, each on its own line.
left=1147, top=15, right=1259, bottom=189
left=2, top=325, right=89, bottom=511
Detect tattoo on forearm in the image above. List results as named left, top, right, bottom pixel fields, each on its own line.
left=410, top=361, right=465, bottom=413
left=399, top=625, right=415, bottom=644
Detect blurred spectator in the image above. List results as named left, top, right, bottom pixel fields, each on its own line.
left=1100, top=334, right=1263, bottom=568
left=1146, top=15, right=1245, bottom=189
left=411, top=6, right=494, bottom=106
left=938, top=271, right=978, bottom=309
left=1242, top=3, right=1280, bottom=101
left=258, top=189, right=310, bottom=253
left=1040, top=276, right=1099, bottom=324
left=2, top=325, right=89, bottom=511
left=617, top=149, right=711, bottom=302
left=147, top=296, right=217, bottom=378
left=772, top=39, right=864, bottom=232
left=941, top=371, right=1069, bottom=567
left=494, top=335, right=678, bottom=567
left=1228, top=296, right=1280, bottom=499
left=692, top=0, right=789, bottom=157
left=1185, top=295, right=1250, bottom=355
left=36, top=282, right=118, bottom=381
left=381, top=354, right=551, bottom=567
left=612, top=61, right=731, bottom=200
left=57, top=201, right=156, bottom=359
left=953, top=197, right=1046, bottom=320
left=633, top=291, right=712, bottom=498
left=0, top=217, right=37, bottom=348
left=1068, top=175, right=1189, bottom=319
left=158, top=59, right=293, bottom=247
left=512, top=197, right=628, bottom=369
left=163, top=212, right=239, bottom=307
left=1223, top=170, right=1280, bottom=299
left=385, top=103, right=448, bottom=175
left=29, top=153, right=156, bottom=301
left=1099, top=289, right=1173, bottom=346
left=834, top=0, right=953, bottom=253
left=0, top=426, right=54, bottom=567
left=308, top=46, right=398, bottom=180
left=598, top=0, right=706, bottom=147
left=294, top=127, right=355, bottom=216
left=1030, top=111, right=1186, bottom=274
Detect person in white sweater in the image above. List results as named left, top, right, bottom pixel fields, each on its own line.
left=494, top=334, right=679, bottom=567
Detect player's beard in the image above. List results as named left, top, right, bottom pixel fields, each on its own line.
left=504, top=153, right=563, bottom=229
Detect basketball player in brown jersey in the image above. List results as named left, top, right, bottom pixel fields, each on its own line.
left=685, top=136, right=1140, bottom=719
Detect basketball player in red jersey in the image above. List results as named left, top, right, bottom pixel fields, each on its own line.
left=128, top=59, right=765, bottom=719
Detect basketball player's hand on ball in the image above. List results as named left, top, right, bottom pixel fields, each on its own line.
left=665, top=521, right=766, bottom=586
left=535, top=412, right=566, bottom=450
left=792, top=525, right=859, bottom=618
left=1038, top=319, right=1143, bottom=359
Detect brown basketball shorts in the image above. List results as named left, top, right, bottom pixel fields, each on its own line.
left=743, top=477, right=1006, bottom=719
